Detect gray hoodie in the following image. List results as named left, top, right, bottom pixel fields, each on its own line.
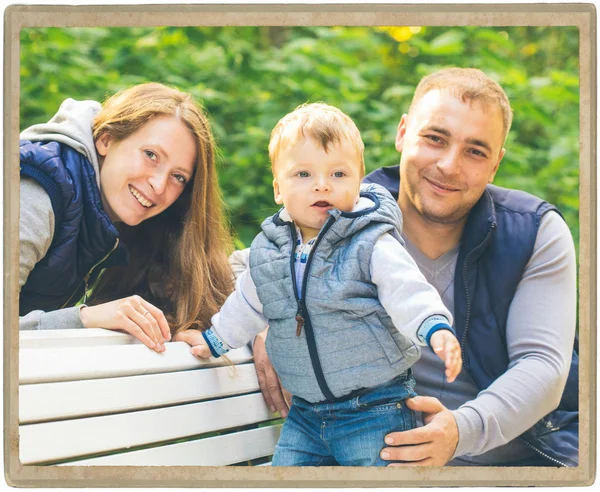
left=19, top=99, right=102, bottom=330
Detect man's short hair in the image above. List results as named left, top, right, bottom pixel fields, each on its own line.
left=409, top=68, right=513, bottom=143
left=268, top=102, right=365, bottom=176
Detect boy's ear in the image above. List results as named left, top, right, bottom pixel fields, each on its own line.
left=95, top=133, right=112, bottom=157
left=273, top=178, right=283, bottom=204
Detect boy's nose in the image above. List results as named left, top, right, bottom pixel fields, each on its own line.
left=313, top=177, right=331, bottom=191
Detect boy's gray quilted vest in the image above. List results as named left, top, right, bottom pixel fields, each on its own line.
left=249, top=183, right=420, bottom=403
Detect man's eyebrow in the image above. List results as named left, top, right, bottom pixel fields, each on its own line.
left=465, top=137, right=492, bottom=153
left=424, top=125, right=451, bottom=137
left=424, top=125, right=492, bottom=153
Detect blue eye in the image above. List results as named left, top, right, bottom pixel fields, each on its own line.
left=173, top=174, right=187, bottom=185
left=297, top=171, right=310, bottom=178
left=333, top=171, right=345, bottom=178
left=144, top=150, right=157, bottom=160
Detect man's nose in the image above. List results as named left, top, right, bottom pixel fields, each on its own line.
left=148, top=169, right=169, bottom=195
left=436, top=148, right=462, bottom=175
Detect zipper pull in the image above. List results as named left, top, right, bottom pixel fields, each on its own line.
left=295, top=300, right=305, bottom=336
left=295, top=314, right=304, bottom=336
left=82, top=273, right=91, bottom=304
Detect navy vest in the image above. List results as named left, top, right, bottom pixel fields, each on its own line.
left=364, top=165, right=578, bottom=467
left=19, top=140, right=128, bottom=315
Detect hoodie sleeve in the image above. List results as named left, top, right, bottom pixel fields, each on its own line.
left=206, top=268, right=268, bottom=352
left=19, top=178, right=85, bottom=331
left=20, top=178, right=54, bottom=289
left=371, top=233, right=453, bottom=346
left=228, top=248, right=250, bottom=279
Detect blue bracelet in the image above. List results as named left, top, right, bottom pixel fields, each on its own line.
left=202, top=329, right=229, bottom=358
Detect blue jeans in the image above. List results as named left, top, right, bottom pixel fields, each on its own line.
left=272, top=372, right=417, bottom=466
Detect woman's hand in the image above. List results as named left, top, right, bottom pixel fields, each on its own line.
left=79, top=295, right=171, bottom=352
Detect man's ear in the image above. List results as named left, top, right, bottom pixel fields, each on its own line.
left=273, top=178, right=283, bottom=204
left=395, top=114, right=409, bottom=154
left=489, top=148, right=505, bottom=183
left=95, top=133, right=112, bottom=157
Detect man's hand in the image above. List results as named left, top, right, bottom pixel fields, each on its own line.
left=430, top=330, right=462, bottom=382
left=253, top=328, right=291, bottom=418
left=380, top=396, right=459, bottom=466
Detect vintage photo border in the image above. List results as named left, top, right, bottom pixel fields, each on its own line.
left=3, top=3, right=596, bottom=487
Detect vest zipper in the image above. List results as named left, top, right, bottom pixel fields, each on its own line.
left=460, top=223, right=495, bottom=389
left=460, top=223, right=567, bottom=466
left=520, top=438, right=568, bottom=467
left=288, top=217, right=337, bottom=402
left=60, top=238, right=120, bottom=309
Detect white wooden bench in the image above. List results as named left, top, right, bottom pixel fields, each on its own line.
left=19, top=329, right=281, bottom=466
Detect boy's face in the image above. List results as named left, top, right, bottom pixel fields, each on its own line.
left=273, top=136, right=362, bottom=242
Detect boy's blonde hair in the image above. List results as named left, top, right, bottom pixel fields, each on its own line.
left=268, top=102, right=365, bottom=176
left=409, top=68, right=513, bottom=143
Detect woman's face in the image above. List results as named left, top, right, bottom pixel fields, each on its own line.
left=96, top=116, right=196, bottom=226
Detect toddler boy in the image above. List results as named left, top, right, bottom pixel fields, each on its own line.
left=191, top=103, right=461, bottom=466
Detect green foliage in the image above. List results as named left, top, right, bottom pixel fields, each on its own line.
left=20, top=26, right=579, bottom=249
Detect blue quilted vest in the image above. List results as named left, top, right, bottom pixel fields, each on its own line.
left=249, top=184, right=420, bottom=403
left=19, top=140, right=128, bottom=315
left=364, top=165, right=579, bottom=467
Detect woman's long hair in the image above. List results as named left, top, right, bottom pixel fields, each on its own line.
left=88, top=83, right=234, bottom=335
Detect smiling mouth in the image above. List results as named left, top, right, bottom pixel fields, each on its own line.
left=425, top=178, right=460, bottom=192
left=129, top=185, right=155, bottom=208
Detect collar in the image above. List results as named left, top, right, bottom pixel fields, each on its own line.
left=457, top=188, right=497, bottom=264
left=278, top=193, right=375, bottom=224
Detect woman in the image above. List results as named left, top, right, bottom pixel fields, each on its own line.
left=19, top=83, right=234, bottom=352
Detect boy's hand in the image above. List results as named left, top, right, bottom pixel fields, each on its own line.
left=190, top=343, right=212, bottom=359
left=173, top=330, right=212, bottom=359
left=430, top=330, right=462, bottom=382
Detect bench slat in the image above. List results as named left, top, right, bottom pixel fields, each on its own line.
left=20, top=341, right=252, bottom=384
left=20, top=392, right=276, bottom=465
left=20, top=328, right=137, bottom=349
left=62, top=425, right=282, bottom=466
left=20, top=364, right=260, bottom=424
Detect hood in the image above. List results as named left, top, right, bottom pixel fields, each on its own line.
left=20, top=98, right=102, bottom=187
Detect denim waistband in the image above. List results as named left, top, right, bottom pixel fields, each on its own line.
left=292, top=369, right=416, bottom=410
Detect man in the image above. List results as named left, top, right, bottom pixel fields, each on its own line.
left=177, top=68, right=578, bottom=466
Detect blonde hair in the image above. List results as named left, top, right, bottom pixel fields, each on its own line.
left=89, top=83, right=234, bottom=335
left=268, top=102, right=365, bottom=176
left=409, top=68, right=513, bottom=143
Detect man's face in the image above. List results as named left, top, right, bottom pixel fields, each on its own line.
left=396, top=89, right=505, bottom=226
